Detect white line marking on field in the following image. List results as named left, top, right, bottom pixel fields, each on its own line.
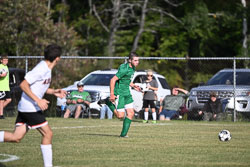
left=0, top=154, right=20, bottom=162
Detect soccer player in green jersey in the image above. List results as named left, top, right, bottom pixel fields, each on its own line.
left=109, top=52, right=141, bottom=137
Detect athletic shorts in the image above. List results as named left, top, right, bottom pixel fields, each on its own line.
left=116, top=95, right=133, bottom=111
left=143, top=99, right=156, bottom=108
left=0, top=91, right=11, bottom=100
left=67, top=104, right=86, bottom=113
left=15, top=111, right=48, bottom=129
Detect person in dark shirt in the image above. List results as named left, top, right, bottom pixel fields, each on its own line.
left=199, top=91, right=225, bottom=121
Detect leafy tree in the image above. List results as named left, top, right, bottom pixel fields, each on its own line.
left=0, top=0, right=79, bottom=57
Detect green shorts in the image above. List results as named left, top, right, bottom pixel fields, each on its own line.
left=116, top=95, right=133, bottom=111
left=106, top=95, right=134, bottom=112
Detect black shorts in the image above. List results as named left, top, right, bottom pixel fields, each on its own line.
left=15, top=111, right=48, bottom=129
left=0, top=91, right=11, bottom=100
left=143, top=99, right=156, bottom=108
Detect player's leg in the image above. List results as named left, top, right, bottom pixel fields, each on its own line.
left=143, top=100, right=149, bottom=123
left=37, top=125, right=53, bottom=167
left=120, top=96, right=134, bottom=137
left=106, top=98, right=118, bottom=117
left=0, top=124, right=27, bottom=143
left=3, top=91, right=11, bottom=108
left=150, top=100, right=157, bottom=123
left=3, top=98, right=11, bottom=108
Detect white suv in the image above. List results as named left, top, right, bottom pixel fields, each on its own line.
left=57, top=69, right=171, bottom=113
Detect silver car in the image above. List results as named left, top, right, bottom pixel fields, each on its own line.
left=188, top=69, right=250, bottom=114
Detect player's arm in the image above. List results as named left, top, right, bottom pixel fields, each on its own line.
left=46, top=88, right=66, bottom=98
left=130, top=82, right=142, bottom=92
left=110, top=75, right=118, bottom=102
left=148, top=85, right=158, bottom=91
left=20, top=80, right=49, bottom=111
left=175, top=88, right=189, bottom=94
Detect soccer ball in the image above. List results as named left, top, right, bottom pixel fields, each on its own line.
left=0, top=68, right=7, bottom=75
left=218, top=130, right=231, bottom=141
left=140, top=83, right=149, bottom=92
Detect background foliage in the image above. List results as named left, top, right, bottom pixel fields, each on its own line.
left=0, top=0, right=249, bottom=89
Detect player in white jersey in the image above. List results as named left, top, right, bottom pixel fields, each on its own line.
left=0, top=44, right=66, bottom=167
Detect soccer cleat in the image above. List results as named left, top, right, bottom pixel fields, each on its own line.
left=0, top=115, right=5, bottom=119
left=152, top=120, right=157, bottom=124
left=142, top=120, right=148, bottom=123
left=120, top=135, right=129, bottom=138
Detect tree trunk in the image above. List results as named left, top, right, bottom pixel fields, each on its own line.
left=108, top=0, right=120, bottom=68
left=132, top=0, right=148, bottom=52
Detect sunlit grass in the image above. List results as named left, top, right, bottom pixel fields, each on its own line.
left=1, top=118, right=250, bottom=167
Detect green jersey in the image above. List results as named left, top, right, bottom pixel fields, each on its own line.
left=115, top=63, right=135, bottom=96
left=0, top=64, right=10, bottom=91
left=67, top=90, right=91, bottom=105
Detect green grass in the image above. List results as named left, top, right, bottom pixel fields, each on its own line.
left=1, top=118, right=250, bottom=167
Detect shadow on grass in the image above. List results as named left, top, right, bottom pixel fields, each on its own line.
left=83, top=133, right=119, bottom=137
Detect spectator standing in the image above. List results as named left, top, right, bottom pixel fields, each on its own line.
left=198, top=91, right=224, bottom=121
left=159, top=87, right=189, bottom=121
left=142, top=70, right=158, bottom=124
left=109, top=52, right=141, bottom=137
left=0, top=55, right=11, bottom=119
left=64, top=82, right=91, bottom=119
left=0, top=44, right=66, bottom=167
left=100, top=104, right=113, bottom=119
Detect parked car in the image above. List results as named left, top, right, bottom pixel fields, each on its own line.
left=57, top=69, right=171, bottom=117
left=5, top=68, right=25, bottom=115
left=187, top=69, right=250, bottom=119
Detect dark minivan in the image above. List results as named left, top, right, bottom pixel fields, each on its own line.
left=4, top=68, right=25, bottom=116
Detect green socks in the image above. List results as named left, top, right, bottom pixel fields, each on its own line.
left=120, top=117, right=132, bottom=137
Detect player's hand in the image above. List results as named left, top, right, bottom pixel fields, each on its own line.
left=37, top=99, right=50, bottom=111
left=110, top=94, right=116, bottom=102
left=54, top=89, right=67, bottom=98
left=77, top=99, right=83, bottom=103
left=0, top=72, right=7, bottom=77
left=134, top=85, right=142, bottom=92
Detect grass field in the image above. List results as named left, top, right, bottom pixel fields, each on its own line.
left=1, top=117, right=250, bottom=167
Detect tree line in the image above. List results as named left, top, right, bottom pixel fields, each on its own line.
left=0, top=0, right=249, bottom=89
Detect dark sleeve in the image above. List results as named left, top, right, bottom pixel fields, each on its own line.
left=215, top=100, right=222, bottom=114
left=203, top=102, right=211, bottom=113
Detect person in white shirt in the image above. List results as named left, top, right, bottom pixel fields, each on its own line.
left=0, top=44, right=66, bottom=167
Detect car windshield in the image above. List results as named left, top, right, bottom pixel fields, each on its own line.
left=206, top=71, right=250, bottom=86
left=81, top=74, right=115, bottom=86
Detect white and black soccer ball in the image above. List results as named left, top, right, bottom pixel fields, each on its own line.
left=140, top=83, right=149, bottom=92
left=218, top=130, right=231, bottom=141
left=0, top=68, right=6, bottom=75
